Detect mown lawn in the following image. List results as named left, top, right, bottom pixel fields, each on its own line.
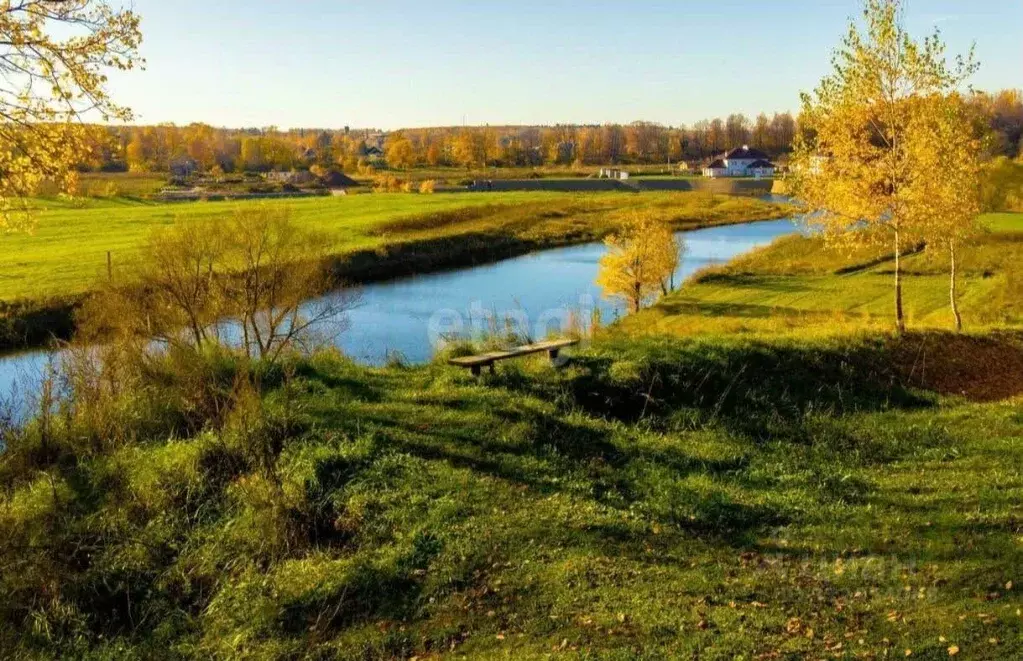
left=0, top=191, right=786, bottom=304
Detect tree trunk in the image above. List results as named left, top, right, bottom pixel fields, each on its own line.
left=894, top=229, right=905, bottom=333
left=950, top=241, right=963, bottom=332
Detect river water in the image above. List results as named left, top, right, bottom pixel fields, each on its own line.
left=0, top=216, right=800, bottom=406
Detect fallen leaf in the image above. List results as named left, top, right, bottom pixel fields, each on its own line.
left=948, top=645, right=960, bottom=656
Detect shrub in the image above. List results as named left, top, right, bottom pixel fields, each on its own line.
left=372, top=175, right=401, bottom=193
left=418, top=179, right=436, bottom=194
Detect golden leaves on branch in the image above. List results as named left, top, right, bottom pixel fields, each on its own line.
left=1, top=0, right=143, bottom=228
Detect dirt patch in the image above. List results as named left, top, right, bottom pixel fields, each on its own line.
left=887, top=331, right=1023, bottom=402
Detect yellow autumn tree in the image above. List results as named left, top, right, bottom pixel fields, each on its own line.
left=0, top=1, right=143, bottom=228
left=385, top=134, right=415, bottom=170
left=792, top=0, right=977, bottom=332
left=981, top=157, right=1023, bottom=213
left=596, top=215, right=681, bottom=313
left=903, top=94, right=982, bottom=331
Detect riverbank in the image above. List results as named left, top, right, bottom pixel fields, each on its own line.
left=0, top=192, right=790, bottom=352
left=614, top=211, right=1023, bottom=341
left=5, top=208, right=1023, bottom=658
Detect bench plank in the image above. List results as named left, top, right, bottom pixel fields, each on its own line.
left=448, top=339, right=579, bottom=374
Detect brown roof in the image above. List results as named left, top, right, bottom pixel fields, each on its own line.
left=320, top=170, right=360, bottom=188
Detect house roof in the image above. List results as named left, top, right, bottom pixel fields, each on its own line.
left=748, top=160, right=775, bottom=169
left=320, top=170, right=360, bottom=188
left=706, top=159, right=726, bottom=169
left=723, top=146, right=771, bottom=161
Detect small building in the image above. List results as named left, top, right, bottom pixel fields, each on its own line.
left=702, top=159, right=727, bottom=178
left=319, top=170, right=361, bottom=195
left=598, top=167, right=629, bottom=180
left=748, top=159, right=776, bottom=179
left=702, top=146, right=777, bottom=178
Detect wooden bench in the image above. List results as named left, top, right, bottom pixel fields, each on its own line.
left=448, top=339, right=579, bottom=376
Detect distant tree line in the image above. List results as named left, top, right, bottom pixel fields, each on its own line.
left=73, top=91, right=1021, bottom=176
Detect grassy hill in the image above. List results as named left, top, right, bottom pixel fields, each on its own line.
left=2, top=214, right=1022, bottom=659
left=616, top=212, right=1023, bottom=339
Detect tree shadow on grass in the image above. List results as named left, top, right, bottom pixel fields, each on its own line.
left=322, top=395, right=784, bottom=548
left=518, top=337, right=934, bottom=443
left=655, top=300, right=812, bottom=321
left=690, top=272, right=817, bottom=293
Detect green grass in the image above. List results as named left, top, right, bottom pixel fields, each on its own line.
left=0, top=191, right=785, bottom=305
left=3, top=205, right=1022, bottom=658
left=616, top=212, right=1023, bottom=339
left=2, top=335, right=1021, bottom=659
left=363, top=163, right=691, bottom=184
left=35, top=171, right=170, bottom=199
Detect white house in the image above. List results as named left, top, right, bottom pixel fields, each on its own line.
left=702, top=145, right=776, bottom=178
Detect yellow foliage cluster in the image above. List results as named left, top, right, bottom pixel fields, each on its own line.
left=0, top=1, right=142, bottom=229
left=792, top=0, right=981, bottom=332
left=596, top=215, right=684, bottom=313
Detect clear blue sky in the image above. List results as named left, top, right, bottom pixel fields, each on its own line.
left=107, top=0, right=1023, bottom=130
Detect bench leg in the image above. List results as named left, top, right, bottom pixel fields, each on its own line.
left=548, top=349, right=560, bottom=362
left=489, top=363, right=496, bottom=375
left=471, top=365, right=481, bottom=377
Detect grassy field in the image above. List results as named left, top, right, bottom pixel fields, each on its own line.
left=2, top=192, right=785, bottom=305
left=35, top=172, right=170, bottom=199
left=360, top=163, right=691, bottom=184
left=616, top=212, right=1023, bottom=339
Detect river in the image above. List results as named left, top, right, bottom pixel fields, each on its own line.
left=0, top=216, right=800, bottom=407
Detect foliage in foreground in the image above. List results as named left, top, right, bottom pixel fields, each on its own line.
left=1, top=333, right=1021, bottom=659
left=0, top=0, right=142, bottom=227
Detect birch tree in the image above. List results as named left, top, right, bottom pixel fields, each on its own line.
left=792, top=0, right=977, bottom=332
left=904, top=94, right=982, bottom=331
